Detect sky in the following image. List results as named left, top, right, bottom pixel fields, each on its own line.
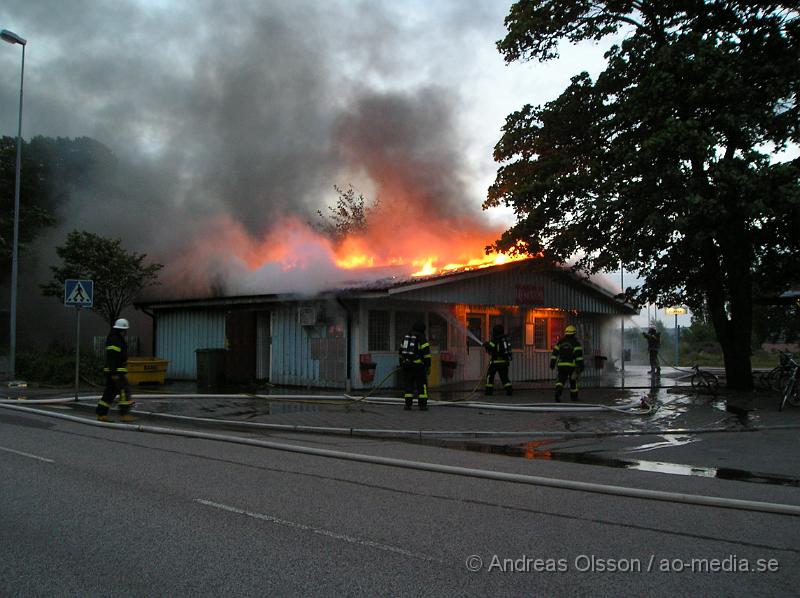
left=0, top=0, right=677, bottom=327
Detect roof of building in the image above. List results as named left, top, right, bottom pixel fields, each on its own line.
left=137, top=258, right=636, bottom=314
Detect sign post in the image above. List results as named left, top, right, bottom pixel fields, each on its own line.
left=65, top=280, right=93, bottom=400
left=664, top=307, right=687, bottom=366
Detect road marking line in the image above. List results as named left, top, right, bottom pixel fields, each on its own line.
left=0, top=445, right=55, bottom=463
left=195, top=498, right=439, bottom=562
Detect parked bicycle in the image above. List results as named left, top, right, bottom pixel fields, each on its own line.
left=689, top=364, right=719, bottom=395
left=778, top=351, right=800, bottom=412
left=754, top=357, right=794, bottom=391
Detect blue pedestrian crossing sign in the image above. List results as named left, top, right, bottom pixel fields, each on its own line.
left=64, top=279, right=93, bottom=308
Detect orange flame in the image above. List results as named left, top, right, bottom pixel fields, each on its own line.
left=164, top=211, right=531, bottom=295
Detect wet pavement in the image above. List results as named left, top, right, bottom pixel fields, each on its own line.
left=3, top=365, right=799, bottom=488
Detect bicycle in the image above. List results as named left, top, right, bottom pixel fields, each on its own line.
left=690, top=364, right=719, bottom=395
left=778, top=352, right=800, bottom=412
left=755, top=359, right=794, bottom=391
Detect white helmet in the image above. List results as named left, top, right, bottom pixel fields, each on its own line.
left=113, top=318, right=129, bottom=330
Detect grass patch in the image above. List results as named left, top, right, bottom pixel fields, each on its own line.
left=677, top=350, right=786, bottom=369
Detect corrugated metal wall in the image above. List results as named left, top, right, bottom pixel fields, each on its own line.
left=395, top=268, right=623, bottom=314
left=256, top=312, right=271, bottom=380
left=269, top=304, right=346, bottom=387
left=156, top=310, right=226, bottom=379
left=271, top=306, right=312, bottom=385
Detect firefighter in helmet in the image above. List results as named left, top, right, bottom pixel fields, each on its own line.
left=483, top=324, right=513, bottom=396
left=642, top=325, right=661, bottom=375
left=550, top=324, right=584, bottom=402
left=96, top=318, right=135, bottom=422
left=398, top=320, right=432, bottom=410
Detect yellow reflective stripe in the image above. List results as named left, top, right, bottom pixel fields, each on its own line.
left=116, top=368, right=128, bottom=372
left=419, top=342, right=430, bottom=349
left=106, top=345, right=122, bottom=352
left=98, top=400, right=110, bottom=407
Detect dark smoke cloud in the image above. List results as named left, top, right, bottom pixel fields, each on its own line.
left=334, top=87, right=481, bottom=219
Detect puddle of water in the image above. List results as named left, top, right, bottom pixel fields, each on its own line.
left=625, top=435, right=699, bottom=452
left=432, top=439, right=800, bottom=488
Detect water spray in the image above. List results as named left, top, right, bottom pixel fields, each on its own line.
left=436, top=309, right=482, bottom=344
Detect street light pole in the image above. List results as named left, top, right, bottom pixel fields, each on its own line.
left=620, top=263, right=625, bottom=375
left=2, top=29, right=27, bottom=380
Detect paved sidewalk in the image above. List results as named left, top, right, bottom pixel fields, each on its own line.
left=3, top=364, right=798, bottom=484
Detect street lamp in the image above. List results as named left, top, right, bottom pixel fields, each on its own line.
left=2, top=28, right=27, bottom=380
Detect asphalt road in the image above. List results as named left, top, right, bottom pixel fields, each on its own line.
left=2, top=407, right=799, bottom=597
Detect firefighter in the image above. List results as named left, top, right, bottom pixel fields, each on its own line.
left=642, top=326, right=661, bottom=374
left=550, top=324, right=584, bottom=402
left=484, top=324, right=513, bottom=396
left=398, top=320, right=432, bottom=411
left=96, top=318, right=135, bottom=422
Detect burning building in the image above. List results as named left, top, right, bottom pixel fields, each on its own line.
left=128, top=88, right=635, bottom=389
left=136, top=257, right=634, bottom=389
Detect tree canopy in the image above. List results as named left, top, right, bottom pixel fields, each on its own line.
left=0, top=136, right=118, bottom=280
left=41, top=231, right=163, bottom=326
left=487, top=1, right=800, bottom=388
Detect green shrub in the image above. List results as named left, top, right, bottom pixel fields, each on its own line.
left=16, top=349, right=103, bottom=385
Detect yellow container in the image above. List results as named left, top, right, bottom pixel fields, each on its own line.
left=126, top=357, right=170, bottom=385
left=429, top=353, right=441, bottom=388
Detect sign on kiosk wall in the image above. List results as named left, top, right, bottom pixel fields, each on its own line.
left=516, top=284, right=545, bottom=305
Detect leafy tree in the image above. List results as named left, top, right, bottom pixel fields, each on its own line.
left=1, top=136, right=56, bottom=276
left=487, top=1, right=800, bottom=389
left=316, top=184, right=377, bottom=243
left=682, top=317, right=720, bottom=355
left=0, top=135, right=119, bottom=279
left=41, top=231, right=163, bottom=326
left=753, top=302, right=800, bottom=346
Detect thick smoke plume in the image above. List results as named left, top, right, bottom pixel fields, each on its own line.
left=0, top=0, right=518, bottom=349
left=0, top=0, right=506, bottom=306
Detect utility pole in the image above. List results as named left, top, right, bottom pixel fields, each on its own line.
left=664, top=307, right=687, bottom=368
left=674, top=312, right=679, bottom=366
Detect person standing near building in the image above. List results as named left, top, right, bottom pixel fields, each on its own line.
left=96, top=318, right=135, bottom=422
left=398, top=320, right=432, bottom=411
left=550, top=324, right=584, bottom=402
left=484, top=324, right=513, bottom=396
left=642, top=326, right=661, bottom=375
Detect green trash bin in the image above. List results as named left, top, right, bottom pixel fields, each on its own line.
left=196, top=348, right=227, bottom=391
